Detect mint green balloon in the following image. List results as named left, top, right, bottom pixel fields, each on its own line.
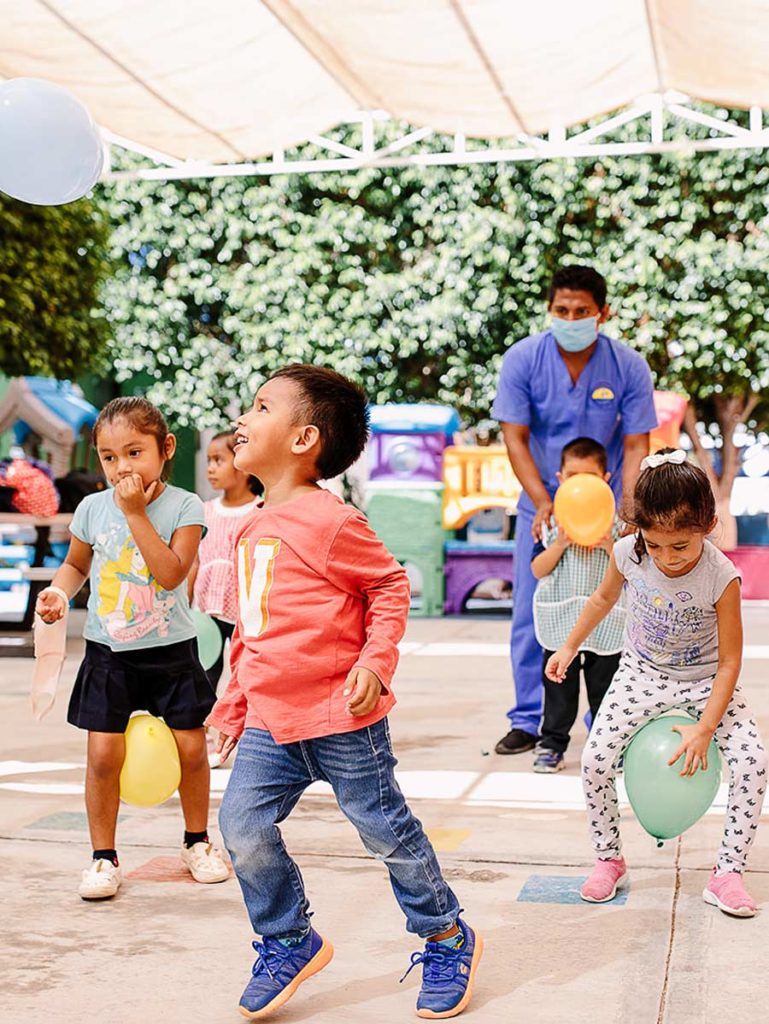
left=191, top=610, right=223, bottom=672
left=623, top=714, right=722, bottom=841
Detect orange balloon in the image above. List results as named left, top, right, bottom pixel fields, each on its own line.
left=553, top=474, right=616, bottom=547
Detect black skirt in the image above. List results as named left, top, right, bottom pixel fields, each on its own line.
left=67, top=638, right=216, bottom=733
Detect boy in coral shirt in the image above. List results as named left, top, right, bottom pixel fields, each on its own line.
left=208, top=365, right=482, bottom=1020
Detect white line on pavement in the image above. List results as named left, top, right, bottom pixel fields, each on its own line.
left=399, top=642, right=769, bottom=659
left=0, top=763, right=735, bottom=817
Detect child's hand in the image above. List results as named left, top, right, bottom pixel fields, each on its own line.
left=215, top=731, right=239, bottom=764
left=114, top=474, right=158, bottom=516
left=554, top=526, right=571, bottom=549
left=545, top=646, right=576, bottom=683
left=668, top=723, right=714, bottom=776
left=343, top=667, right=383, bottom=716
left=597, top=533, right=614, bottom=554
left=36, top=589, right=67, bottom=624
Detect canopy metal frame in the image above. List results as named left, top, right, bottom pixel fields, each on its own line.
left=102, top=92, right=769, bottom=183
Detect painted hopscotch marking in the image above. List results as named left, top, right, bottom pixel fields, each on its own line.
left=1, top=760, right=738, bottom=817
left=126, top=854, right=233, bottom=883
left=517, top=874, right=629, bottom=906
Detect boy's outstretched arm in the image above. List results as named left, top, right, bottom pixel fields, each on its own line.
left=325, top=510, right=411, bottom=711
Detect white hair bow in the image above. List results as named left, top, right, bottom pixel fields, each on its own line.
left=641, top=449, right=687, bottom=471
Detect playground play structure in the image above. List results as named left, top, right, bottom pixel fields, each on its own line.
left=0, top=378, right=98, bottom=474
left=365, top=393, right=689, bottom=616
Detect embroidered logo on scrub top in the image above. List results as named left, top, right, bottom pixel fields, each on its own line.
left=591, top=385, right=616, bottom=403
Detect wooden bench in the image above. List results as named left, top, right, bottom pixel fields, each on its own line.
left=0, top=513, right=72, bottom=656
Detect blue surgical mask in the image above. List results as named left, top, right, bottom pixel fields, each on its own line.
left=551, top=315, right=599, bottom=352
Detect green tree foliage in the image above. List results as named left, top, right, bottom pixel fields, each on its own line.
left=0, top=194, right=112, bottom=378
left=102, top=117, right=769, bottom=511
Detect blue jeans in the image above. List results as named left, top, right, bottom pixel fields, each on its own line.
left=509, top=509, right=545, bottom=733
left=219, top=720, right=461, bottom=939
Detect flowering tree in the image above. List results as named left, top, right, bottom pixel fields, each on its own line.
left=0, top=194, right=111, bottom=379
left=102, top=118, right=769, bottom=535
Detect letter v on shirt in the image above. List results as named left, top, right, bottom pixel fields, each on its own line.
left=238, top=537, right=281, bottom=637
left=208, top=488, right=411, bottom=744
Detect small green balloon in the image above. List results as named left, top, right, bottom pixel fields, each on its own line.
left=623, top=714, right=722, bottom=841
left=191, top=610, right=223, bottom=672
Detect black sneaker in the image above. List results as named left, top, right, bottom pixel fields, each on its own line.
left=494, top=728, right=539, bottom=755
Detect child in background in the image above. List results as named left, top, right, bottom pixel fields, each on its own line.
left=531, top=437, right=624, bottom=773
left=547, top=449, right=767, bottom=915
left=36, top=397, right=229, bottom=900
left=210, top=365, right=482, bottom=1021
left=189, top=430, right=262, bottom=690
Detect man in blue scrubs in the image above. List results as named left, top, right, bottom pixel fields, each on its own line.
left=492, top=265, right=657, bottom=754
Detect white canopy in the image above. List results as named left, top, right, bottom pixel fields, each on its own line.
left=2, top=0, right=769, bottom=166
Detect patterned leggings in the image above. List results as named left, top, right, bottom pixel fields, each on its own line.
left=582, top=654, right=768, bottom=874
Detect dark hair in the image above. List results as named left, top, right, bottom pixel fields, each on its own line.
left=560, top=436, right=608, bottom=473
left=93, top=397, right=174, bottom=481
left=269, top=364, right=370, bottom=480
left=548, top=265, right=607, bottom=309
left=627, top=448, right=716, bottom=562
left=211, top=430, right=263, bottom=496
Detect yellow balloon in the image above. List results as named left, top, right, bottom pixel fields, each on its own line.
left=119, top=714, right=181, bottom=807
left=553, top=474, right=616, bottom=547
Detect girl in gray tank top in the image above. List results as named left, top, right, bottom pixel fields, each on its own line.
left=546, top=449, right=766, bottom=918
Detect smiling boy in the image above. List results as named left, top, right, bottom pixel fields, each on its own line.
left=208, top=365, right=482, bottom=1020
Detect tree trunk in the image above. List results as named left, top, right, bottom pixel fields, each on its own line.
left=682, top=395, right=759, bottom=552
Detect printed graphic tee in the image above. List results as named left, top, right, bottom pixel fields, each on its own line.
left=613, top=535, right=739, bottom=680
left=70, top=485, right=205, bottom=651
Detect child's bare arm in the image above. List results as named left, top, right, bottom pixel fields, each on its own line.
left=127, top=514, right=202, bottom=591
left=531, top=527, right=570, bottom=580
left=114, top=474, right=201, bottom=590
left=36, top=536, right=92, bottom=622
left=545, top=555, right=625, bottom=681
left=669, top=579, right=742, bottom=776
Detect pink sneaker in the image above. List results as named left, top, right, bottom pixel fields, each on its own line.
left=580, top=857, right=627, bottom=903
left=703, top=871, right=758, bottom=918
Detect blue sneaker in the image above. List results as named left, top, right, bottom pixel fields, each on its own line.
left=532, top=746, right=565, bottom=773
left=402, top=919, right=483, bottom=1019
left=238, top=928, right=333, bottom=1020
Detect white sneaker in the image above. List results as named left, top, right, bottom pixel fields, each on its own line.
left=180, top=841, right=230, bottom=883
left=79, top=858, right=122, bottom=900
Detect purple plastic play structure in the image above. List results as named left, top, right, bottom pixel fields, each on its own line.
left=368, top=404, right=460, bottom=483
left=443, top=540, right=515, bottom=615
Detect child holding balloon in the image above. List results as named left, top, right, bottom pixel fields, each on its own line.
left=531, top=437, right=625, bottom=773
left=546, top=448, right=767, bottom=916
left=189, top=430, right=262, bottom=690
left=35, top=397, right=229, bottom=900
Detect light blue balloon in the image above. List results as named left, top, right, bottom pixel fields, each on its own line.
left=0, top=78, right=103, bottom=206
left=191, top=610, right=223, bottom=672
left=624, top=714, right=722, bottom=841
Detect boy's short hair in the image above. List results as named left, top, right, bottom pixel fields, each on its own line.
left=548, top=265, right=607, bottom=309
left=269, top=364, right=370, bottom=480
left=560, top=436, right=608, bottom=472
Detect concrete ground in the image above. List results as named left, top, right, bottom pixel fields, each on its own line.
left=3, top=608, right=769, bottom=1024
